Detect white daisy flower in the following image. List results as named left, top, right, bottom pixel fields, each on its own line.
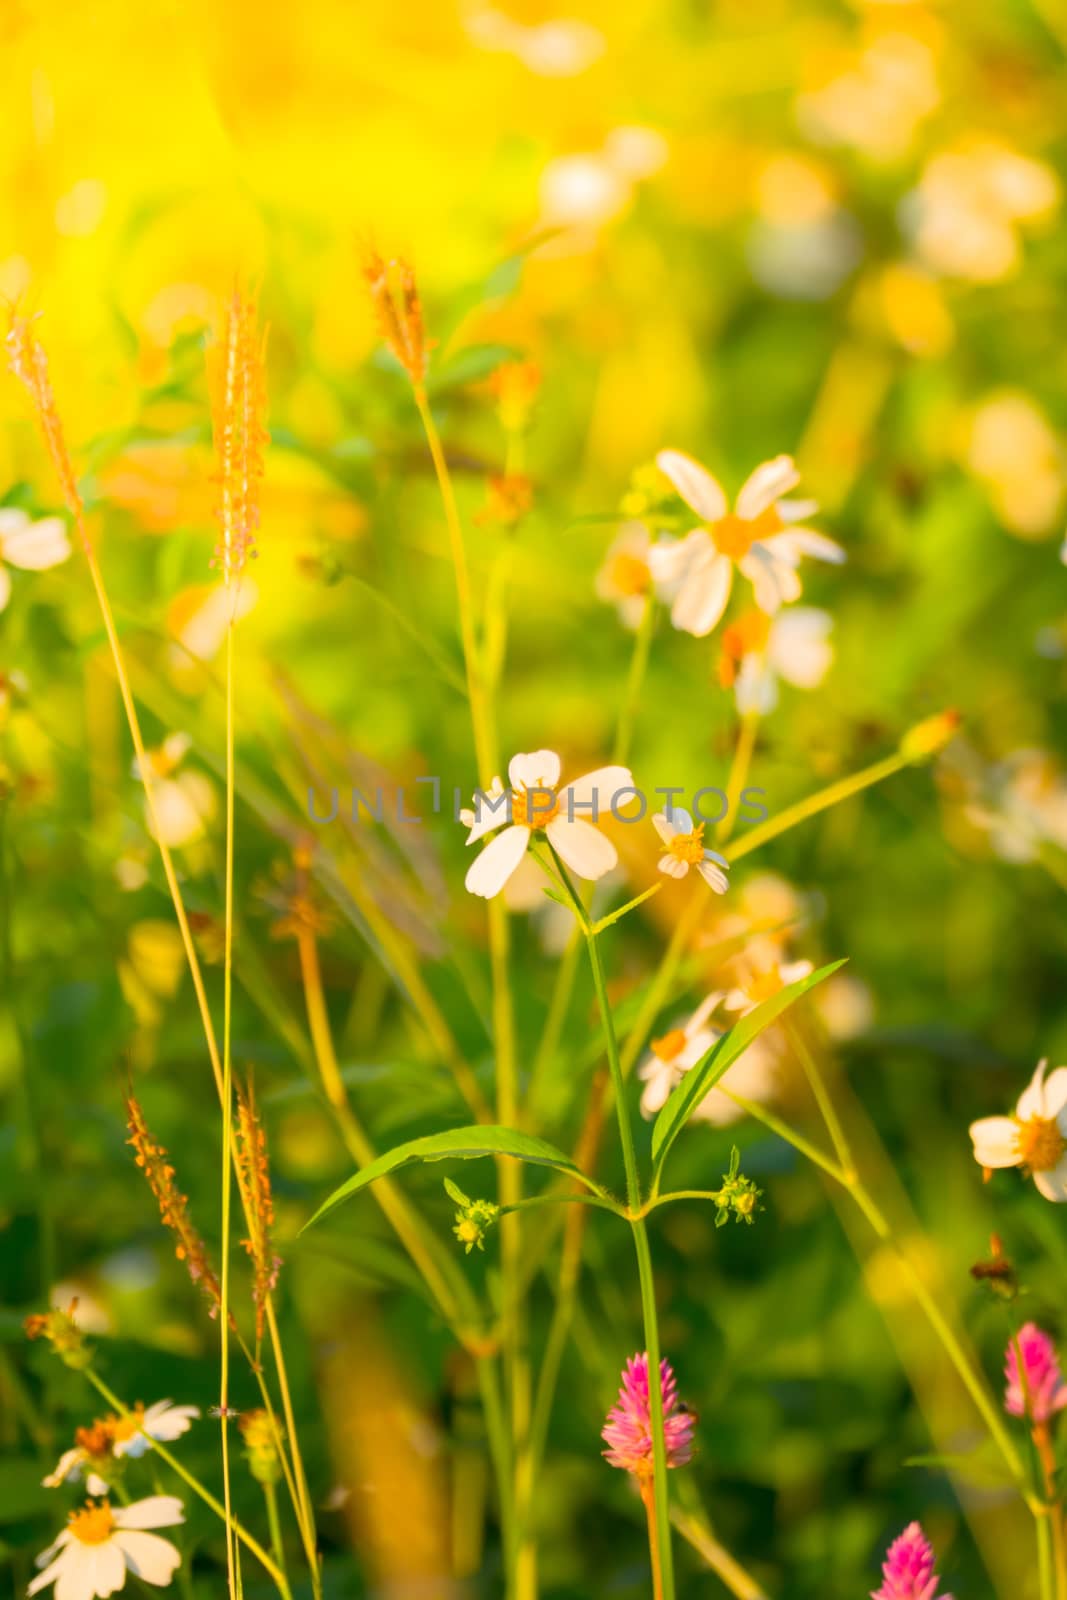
left=970, top=1059, right=1067, bottom=1202
left=29, top=1496, right=184, bottom=1598
left=718, top=606, right=834, bottom=714
left=463, top=750, right=632, bottom=900
left=639, top=995, right=724, bottom=1117
left=109, top=1400, right=200, bottom=1459
left=43, top=1403, right=199, bottom=1494
left=648, top=450, right=843, bottom=634
left=722, top=958, right=815, bottom=1015
left=594, top=523, right=653, bottom=629
left=638, top=993, right=781, bottom=1126
left=652, top=808, right=729, bottom=893
left=0, top=508, right=71, bottom=612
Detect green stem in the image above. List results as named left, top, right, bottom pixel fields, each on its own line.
left=220, top=616, right=238, bottom=1600
left=83, top=1370, right=292, bottom=1599
left=551, top=847, right=675, bottom=1600
left=263, top=1481, right=288, bottom=1587
left=613, top=594, right=656, bottom=766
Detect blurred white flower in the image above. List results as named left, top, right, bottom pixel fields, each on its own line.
left=747, top=214, right=862, bottom=302
left=539, top=154, right=631, bottom=229
left=0, top=508, right=71, bottom=612
left=971, top=1060, right=1067, bottom=1202
left=652, top=807, right=729, bottom=893
left=463, top=750, right=632, bottom=899
left=964, top=392, right=1066, bottom=538
left=814, top=973, right=874, bottom=1041
left=464, top=8, right=603, bottom=76
left=963, top=748, right=1067, bottom=863
left=650, top=451, right=843, bottom=634
left=132, top=733, right=216, bottom=849
left=638, top=994, right=723, bottom=1117
left=30, top=1495, right=184, bottom=1598
left=798, top=28, right=940, bottom=163
left=718, top=606, right=834, bottom=713
left=905, top=141, right=1059, bottom=283
left=168, top=580, right=258, bottom=667
left=595, top=523, right=653, bottom=629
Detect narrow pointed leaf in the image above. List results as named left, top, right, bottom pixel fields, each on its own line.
left=651, top=959, right=847, bottom=1173
left=303, top=1125, right=597, bottom=1231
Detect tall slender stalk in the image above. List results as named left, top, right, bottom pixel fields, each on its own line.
left=549, top=846, right=675, bottom=1600
left=410, top=375, right=530, bottom=1594
left=219, top=616, right=238, bottom=1600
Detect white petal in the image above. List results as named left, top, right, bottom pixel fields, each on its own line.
left=1017, top=1059, right=1050, bottom=1120
left=0, top=565, right=11, bottom=612
left=668, top=806, right=694, bottom=833
left=53, top=1545, right=94, bottom=1600
left=562, top=766, right=634, bottom=821
left=677, top=1027, right=719, bottom=1068
left=779, top=960, right=814, bottom=984
left=670, top=553, right=732, bottom=636
left=1, top=515, right=72, bottom=571
left=638, top=1059, right=678, bottom=1117
left=1034, top=1155, right=1067, bottom=1202
left=697, top=858, right=730, bottom=894
left=29, top=1549, right=77, bottom=1600
left=968, top=1115, right=1021, bottom=1168
left=648, top=529, right=715, bottom=590
left=113, top=1531, right=181, bottom=1585
left=545, top=816, right=617, bottom=880
left=507, top=749, right=561, bottom=791
left=657, top=852, right=688, bottom=878
left=740, top=546, right=801, bottom=614
left=112, top=1496, right=185, bottom=1531
left=734, top=654, right=778, bottom=716
left=736, top=455, right=800, bottom=519
left=90, top=1543, right=126, bottom=1597
left=463, top=784, right=512, bottom=844
left=464, top=825, right=530, bottom=899
left=769, top=607, right=833, bottom=689
left=0, top=508, right=30, bottom=538
left=651, top=812, right=678, bottom=844
left=686, top=993, right=724, bottom=1033
left=86, top=1472, right=111, bottom=1496
left=1041, top=1068, right=1067, bottom=1119
left=762, top=528, right=845, bottom=566
left=656, top=449, right=728, bottom=521
left=144, top=1403, right=199, bottom=1442
left=777, top=497, right=819, bottom=524
left=43, top=1448, right=84, bottom=1488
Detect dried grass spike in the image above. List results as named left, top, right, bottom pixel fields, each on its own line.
left=125, top=1093, right=225, bottom=1318
left=6, top=311, right=85, bottom=531
left=362, top=250, right=427, bottom=384
left=234, top=1075, right=280, bottom=1342
left=211, top=288, right=268, bottom=583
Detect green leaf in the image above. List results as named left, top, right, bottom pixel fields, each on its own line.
left=651, top=959, right=847, bottom=1174
left=302, top=1125, right=598, bottom=1231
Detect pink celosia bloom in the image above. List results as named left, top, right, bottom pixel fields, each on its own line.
left=1005, top=1321, right=1067, bottom=1423
left=601, top=1352, right=694, bottom=1475
left=872, top=1522, right=953, bottom=1600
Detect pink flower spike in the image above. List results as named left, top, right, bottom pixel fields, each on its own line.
left=601, top=1352, right=695, bottom=1476
left=1005, top=1322, right=1067, bottom=1423
left=872, top=1522, right=954, bottom=1600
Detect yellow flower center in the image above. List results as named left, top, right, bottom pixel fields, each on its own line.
left=1016, top=1115, right=1066, bottom=1173
left=668, top=824, right=706, bottom=866
left=511, top=786, right=560, bottom=829
left=69, top=1503, right=115, bottom=1545
left=651, top=1028, right=687, bottom=1063
left=107, top=1405, right=145, bottom=1443
left=711, top=505, right=781, bottom=561
left=609, top=552, right=651, bottom=597
left=746, top=969, right=784, bottom=1003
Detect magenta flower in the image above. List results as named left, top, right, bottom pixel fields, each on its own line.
left=1005, top=1322, right=1067, bottom=1423
left=601, top=1352, right=695, bottom=1476
left=872, top=1523, right=953, bottom=1600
